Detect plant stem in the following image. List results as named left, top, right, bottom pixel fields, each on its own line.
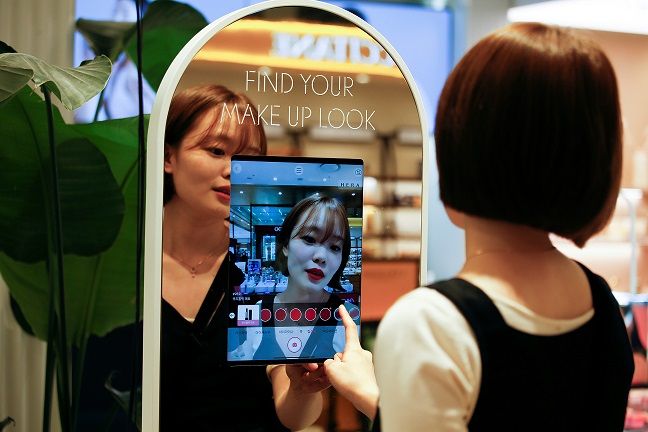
left=71, top=255, right=105, bottom=429
left=130, top=0, right=146, bottom=425
left=42, top=311, right=56, bottom=432
left=42, top=86, right=72, bottom=431
left=93, top=88, right=106, bottom=122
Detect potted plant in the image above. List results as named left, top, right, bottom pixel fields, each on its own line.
left=0, top=2, right=207, bottom=430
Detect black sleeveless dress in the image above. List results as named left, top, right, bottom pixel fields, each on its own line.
left=373, top=262, right=633, bottom=431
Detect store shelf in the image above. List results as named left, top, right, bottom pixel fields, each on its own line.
left=363, top=233, right=421, bottom=240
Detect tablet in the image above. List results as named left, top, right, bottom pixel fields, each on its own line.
left=226, top=155, right=363, bottom=365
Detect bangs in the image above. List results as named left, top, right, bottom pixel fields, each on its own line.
left=207, top=102, right=265, bottom=155
left=291, top=202, right=347, bottom=243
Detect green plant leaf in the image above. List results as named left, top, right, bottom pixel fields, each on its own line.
left=75, top=20, right=134, bottom=61
left=124, top=0, right=208, bottom=90
left=0, top=64, right=32, bottom=104
left=0, top=88, right=125, bottom=262
left=0, top=53, right=111, bottom=109
left=0, top=87, right=54, bottom=262
left=0, top=88, right=142, bottom=344
left=58, top=138, right=126, bottom=254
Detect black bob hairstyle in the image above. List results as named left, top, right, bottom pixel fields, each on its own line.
left=434, top=22, right=622, bottom=247
left=276, top=195, right=351, bottom=290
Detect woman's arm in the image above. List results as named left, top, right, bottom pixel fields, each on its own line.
left=268, top=363, right=329, bottom=430
left=374, top=288, right=480, bottom=432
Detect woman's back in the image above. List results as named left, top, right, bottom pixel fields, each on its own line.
left=374, top=254, right=633, bottom=431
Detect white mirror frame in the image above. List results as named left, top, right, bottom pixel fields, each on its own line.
left=143, top=1, right=430, bottom=429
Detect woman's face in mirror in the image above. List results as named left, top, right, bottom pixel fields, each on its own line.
left=164, top=109, right=262, bottom=220
left=284, top=209, right=345, bottom=295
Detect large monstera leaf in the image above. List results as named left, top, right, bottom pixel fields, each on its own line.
left=0, top=87, right=141, bottom=344
left=0, top=53, right=111, bottom=109
left=124, top=0, right=207, bottom=90
left=76, top=0, right=208, bottom=92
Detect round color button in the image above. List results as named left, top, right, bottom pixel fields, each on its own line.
left=261, top=308, right=272, bottom=322
left=305, top=308, right=317, bottom=322
left=348, top=306, right=360, bottom=320
left=290, top=308, right=302, bottom=322
left=319, top=308, right=331, bottom=321
left=275, top=308, right=287, bottom=322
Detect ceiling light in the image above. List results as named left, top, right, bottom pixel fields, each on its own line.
left=507, top=0, right=648, bottom=35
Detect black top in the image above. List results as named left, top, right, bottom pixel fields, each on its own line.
left=427, top=263, right=633, bottom=432
left=160, top=254, right=289, bottom=432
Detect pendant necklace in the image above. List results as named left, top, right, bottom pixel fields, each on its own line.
left=466, top=245, right=556, bottom=261
left=166, top=249, right=219, bottom=278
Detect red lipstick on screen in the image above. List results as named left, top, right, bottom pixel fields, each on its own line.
left=306, top=268, right=324, bottom=282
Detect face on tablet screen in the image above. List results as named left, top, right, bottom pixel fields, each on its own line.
left=227, top=156, right=363, bottom=363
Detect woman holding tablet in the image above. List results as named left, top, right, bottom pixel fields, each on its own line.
left=161, top=84, right=328, bottom=431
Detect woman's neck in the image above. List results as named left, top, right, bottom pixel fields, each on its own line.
left=277, top=283, right=329, bottom=303
left=163, top=199, right=229, bottom=259
left=458, top=216, right=593, bottom=320
left=462, top=216, right=554, bottom=269
left=465, top=217, right=553, bottom=252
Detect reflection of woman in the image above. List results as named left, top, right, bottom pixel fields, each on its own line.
left=251, top=195, right=356, bottom=360
left=326, top=23, right=634, bottom=430
left=277, top=195, right=351, bottom=303
left=161, top=85, right=327, bottom=431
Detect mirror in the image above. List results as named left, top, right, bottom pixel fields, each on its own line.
left=144, top=1, right=428, bottom=429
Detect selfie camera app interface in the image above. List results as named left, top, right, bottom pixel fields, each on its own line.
left=227, top=156, right=363, bottom=362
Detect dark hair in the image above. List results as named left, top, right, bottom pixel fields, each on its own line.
left=164, top=84, right=268, bottom=203
left=276, top=196, right=351, bottom=290
left=435, top=22, right=622, bottom=247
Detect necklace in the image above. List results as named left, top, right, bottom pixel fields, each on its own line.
left=165, top=249, right=219, bottom=278
left=466, top=246, right=556, bottom=261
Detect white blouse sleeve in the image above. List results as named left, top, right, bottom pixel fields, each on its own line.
left=373, top=288, right=481, bottom=432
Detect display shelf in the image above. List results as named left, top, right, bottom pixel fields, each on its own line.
left=553, top=189, right=647, bottom=294
left=363, top=233, right=422, bottom=240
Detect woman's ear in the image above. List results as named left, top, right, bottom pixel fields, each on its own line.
left=164, top=144, right=175, bottom=174
left=282, top=246, right=288, bottom=256
left=445, top=206, right=466, bottom=229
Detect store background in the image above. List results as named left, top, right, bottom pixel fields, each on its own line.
left=1, top=0, right=647, bottom=431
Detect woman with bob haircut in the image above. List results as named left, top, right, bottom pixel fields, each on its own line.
left=161, top=84, right=330, bottom=432
left=248, top=195, right=357, bottom=360
left=324, top=22, right=634, bottom=431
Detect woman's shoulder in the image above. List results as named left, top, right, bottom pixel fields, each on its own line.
left=383, top=286, right=467, bottom=322
left=378, top=286, right=476, bottom=351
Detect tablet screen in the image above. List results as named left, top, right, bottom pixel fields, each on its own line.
left=227, top=155, right=363, bottom=364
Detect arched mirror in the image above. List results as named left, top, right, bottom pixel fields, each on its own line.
left=144, top=1, right=428, bottom=429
